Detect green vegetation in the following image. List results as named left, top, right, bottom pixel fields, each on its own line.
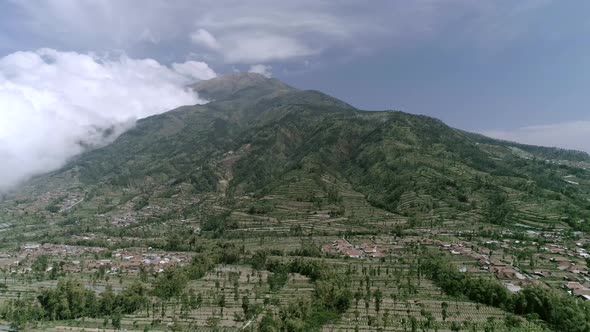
left=1, top=73, right=589, bottom=331
left=422, top=252, right=590, bottom=332
left=1, top=279, right=147, bottom=329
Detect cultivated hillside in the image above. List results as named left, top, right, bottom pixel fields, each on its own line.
left=2, top=73, right=590, bottom=248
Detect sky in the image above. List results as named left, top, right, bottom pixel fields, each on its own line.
left=0, top=0, right=589, bottom=190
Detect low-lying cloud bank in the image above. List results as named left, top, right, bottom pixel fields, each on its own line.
left=0, top=48, right=215, bottom=192
left=484, top=121, right=590, bottom=153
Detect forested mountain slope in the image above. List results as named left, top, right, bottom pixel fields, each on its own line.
left=4, top=73, right=590, bottom=242
left=2, top=73, right=590, bottom=332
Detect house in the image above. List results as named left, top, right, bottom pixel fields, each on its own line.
left=551, top=256, right=570, bottom=263
left=468, top=267, right=487, bottom=274
left=492, top=267, right=526, bottom=280
left=478, top=257, right=491, bottom=266
left=564, top=282, right=586, bottom=291
left=322, top=240, right=364, bottom=258
left=342, top=248, right=363, bottom=259
left=479, top=248, right=491, bottom=255
left=23, top=244, right=40, bottom=251
left=564, top=273, right=584, bottom=282
left=504, top=283, right=522, bottom=293
left=573, top=288, right=590, bottom=297
left=321, top=245, right=338, bottom=255
left=359, top=243, right=378, bottom=254
left=368, top=251, right=386, bottom=259
left=490, top=258, right=507, bottom=267
left=567, top=265, right=587, bottom=274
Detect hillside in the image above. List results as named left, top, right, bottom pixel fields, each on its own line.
left=2, top=73, right=590, bottom=243
left=2, top=73, right=590, bottom=332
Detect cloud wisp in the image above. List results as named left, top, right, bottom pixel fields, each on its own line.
left=248, top=64, right=272, bottom=78
left=0, top=49, right=214, bottom=191
left=484, top=121, right=590, bottom=153
left=6, top=1, right=553, bottom=67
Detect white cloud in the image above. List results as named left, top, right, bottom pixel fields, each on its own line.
left=140, top=28, right=160, bottom=44
left=190, top=28, right=220, bottom=50
left=6, top=1, right=553, bottom=66
left=172, top=60, right=217, bottom=80
left=248, top=64, right=272, bottom=77
left=0, top=48, right=213, bottom=191
left=483, top=121, right=590, bottom=153
left=220, top=33, right=317, bottom=63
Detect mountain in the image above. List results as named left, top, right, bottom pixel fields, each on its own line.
left=2, top=73, right=590, bottom=249
left=190, top=72, right=295, bottom=101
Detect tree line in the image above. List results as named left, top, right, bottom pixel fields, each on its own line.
left=257, top=258, right=352, bottom=331
left=421, top=252, right=590, bottom=332
left=1, top=279, right=146, bottom=329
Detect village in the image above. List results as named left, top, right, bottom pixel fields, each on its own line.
left=321, top=239, right=388, bottom=259
left=425, top=236, right=590, bottom=301
left=0, top=243, right=191, bottom=276
left=320, top=232, right=590, bottom=303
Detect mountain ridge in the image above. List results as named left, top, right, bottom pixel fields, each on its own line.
left=3, top=73, right=590, bottom=237
left=2, top=74, right=590, bottom=332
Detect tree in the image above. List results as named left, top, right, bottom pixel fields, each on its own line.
left=441, top=301, right=449, bottom=321
left=267, top=265, right=289, bottom=292
left=258, top=310, right=278, bottom=332
left=374, top=289, right=383, bottom=314
left=111, top=310, right=122, bottom=330
left=484, top=191, right=513, bottom=225
left=382, top=309, right=390, bottom=328
left=242, top=295, right=250, bottom=319
left=252, top=250, right=269, bottom=270
left=218, top=294, right=226, bottom=317
left=411, top=316, right=418, bottom=332
left=206, top=316, right=220, bottom=329
left=354, top=290, right=362, bottom=308
left=152, top=268, right=188, bottom=301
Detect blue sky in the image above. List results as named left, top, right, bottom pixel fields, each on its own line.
left=0, top=0, right=589, bottom=168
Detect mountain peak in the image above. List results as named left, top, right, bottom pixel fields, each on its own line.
left=213, top=72, right=270, bottom=83
left=191, top=72, right=295, bottom=101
